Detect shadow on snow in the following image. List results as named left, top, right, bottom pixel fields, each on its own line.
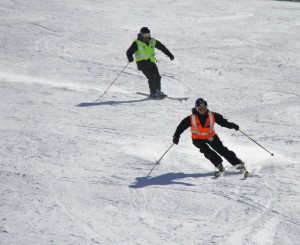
left=129, top=172, right=212, bottom=188
left=76, top=98, right=150, bottom=107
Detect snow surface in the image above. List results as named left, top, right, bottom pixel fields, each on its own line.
left=1, top=0, right=300, bottom=244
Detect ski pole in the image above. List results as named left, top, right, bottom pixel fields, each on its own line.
left=95, top=62, right=130, bottom=102
left=147, top=143, right=175, bottom=177
left=239, top=129, right=274, bottom=156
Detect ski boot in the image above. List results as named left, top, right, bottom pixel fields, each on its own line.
left=158, top=91, right=167, bottom=99
left=149, top=91, right=161, bottom=98
left=215, top=163, right=225, bottom=177
left=236, top=164, right=249, bottom=178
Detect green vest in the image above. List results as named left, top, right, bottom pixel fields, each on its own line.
left=134, top=38, right=157, bottom=62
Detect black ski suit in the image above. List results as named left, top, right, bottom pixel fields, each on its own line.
left=173, top=108, right=244, bottom=168
left=126, top=34, right=174, bottom=94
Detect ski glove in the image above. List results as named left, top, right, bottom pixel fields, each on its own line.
left=128, top=56, right=134, bottom=62
left=169, top=54, right=174, bottom=61
left=232, top=124, right=239, bottom=131
left=173, top=136, right=179, bottom=145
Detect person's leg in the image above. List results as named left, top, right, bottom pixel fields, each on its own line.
left=149, top=63, right=161, bottom=92
left=138, top=61, right=161, bottom=94
left=193, top=139, right=223, bottom=168
left=208, top=135, right=244, bottom=166
left=140, top=67, right=157, bottom=94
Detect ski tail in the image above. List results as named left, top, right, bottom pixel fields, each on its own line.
left=136, top=92, right=189, bottom=102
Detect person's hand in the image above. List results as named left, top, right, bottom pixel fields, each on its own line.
left=173, top=136, right=179, bottom=145
left=128, top=57, right=134, bottom=62
left=232, top=124, right=239, bottom=131
left=169, top=54, right=174, bottom=61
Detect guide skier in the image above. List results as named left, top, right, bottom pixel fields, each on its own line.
left=172, top=98, right=247, bottom=176
left=126, top=27, right=174, bottom=98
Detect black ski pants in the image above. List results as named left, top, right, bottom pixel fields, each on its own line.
left=192, top=135, right=243, bottom=167
left=137, top=60, right=161, bottom=94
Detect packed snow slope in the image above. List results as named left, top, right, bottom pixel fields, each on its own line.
left=1, top=0, right=300, bottom=244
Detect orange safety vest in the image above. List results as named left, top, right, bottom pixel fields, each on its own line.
left=190, top=112, right=216, bottom=140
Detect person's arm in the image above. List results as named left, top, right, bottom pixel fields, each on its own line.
left=126, top=42, right=138, bottom=62
left=173, top=116, right=191, bottom=144
left=214, top=113, right=239, bottom=130
left=155, top=40, right=174, bottom=60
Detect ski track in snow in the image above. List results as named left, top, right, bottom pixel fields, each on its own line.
left=1, top=0, right=300, bottom=244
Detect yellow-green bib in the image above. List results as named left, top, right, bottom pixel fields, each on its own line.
left=134, top=38, right=156, bottom=62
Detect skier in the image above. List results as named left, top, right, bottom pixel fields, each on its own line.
left=126, top=27, right=174, bottom=98
left=172, top=98, right=246, bottom=176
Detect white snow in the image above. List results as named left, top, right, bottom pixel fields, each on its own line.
left=1, top=0, right=300, bottom=244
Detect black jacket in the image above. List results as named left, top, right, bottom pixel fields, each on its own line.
left=126, top=34, right=174, bottom=70
left=173, top=108, right=238, bottom=138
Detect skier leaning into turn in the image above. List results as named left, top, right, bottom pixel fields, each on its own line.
left=172, top=98, right=246, bottom=176
left=126, top=27, right=174, bottom=99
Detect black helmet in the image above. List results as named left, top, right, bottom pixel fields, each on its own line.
left=140, top=27, right=150, bottom=34
left=195, top=98, right=207, bottom=107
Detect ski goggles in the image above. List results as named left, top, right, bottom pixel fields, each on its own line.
left=141, top=33, right=150, bottom=38
left=196, top=106, right=207, bottom=112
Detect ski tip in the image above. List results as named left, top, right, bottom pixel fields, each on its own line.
left=244, top=171, right=249, bottom=178
left=214, top=171, right=222, bottom=177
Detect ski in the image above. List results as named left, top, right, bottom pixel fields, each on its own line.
left=136, top=92, right=189, bottom=102
left=214, top=166, right=249, bottom=178
left=136, top=92, right=167, bottom=100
